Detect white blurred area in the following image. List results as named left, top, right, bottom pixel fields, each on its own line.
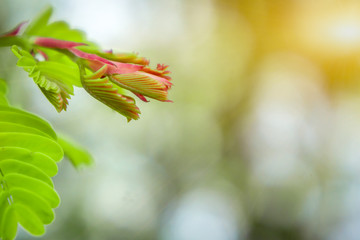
left=244, top=53, right=329, bottom=185
left=160, top=189, right=242, bottom=240
left=2, top=0, right=360, bottom=239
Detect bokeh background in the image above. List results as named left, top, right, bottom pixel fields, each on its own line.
left=1, top=0, right=360, bottom=239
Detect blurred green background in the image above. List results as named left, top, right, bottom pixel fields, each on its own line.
left=2, top=0, right=360, bottom=239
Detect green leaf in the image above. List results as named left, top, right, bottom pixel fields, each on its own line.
left=0, top=148, right=58, bottom=177
left=36, top=21, right=86, bottom=43
left=58, top=135, right=93, bottom=168
left=10, top=188, right=54, bottom=225
left=0, top=205, right=18, bottom=240
left=0, top=79, right=7, bottom=95
left=0, top=109, right=57, bottom=139
left=4, top=173, right=60, bottom=208
left=11, top=45, right=79, bottom=112
left=24, top=6, right=53, bottom=36
left=0, top=36, right=30, bottom=49
left=0, top=97, right=65, bottom=239
left=0, top=200, right=46, bottom=237
left=0, top=10, right=105, bottom=235
left=23, top=5, right=96, bottom=46
left=12, top=203, right=45, bottom=236
left=0, top=96, right=8, bottom=106
left=36, top=75, right=72, bottom=113
left=0, top=133, right=63, bottom=162
left=0, top=79, right=8, bottom=106
left=38, top=61, right=81, bottom=87
left=0, top=122, right=50, bottom=138
left=0, top=159, right=53, bottom=187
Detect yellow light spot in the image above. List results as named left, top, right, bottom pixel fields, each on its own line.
left=294, top=9, right=360, bottom=55
left=328, top=20, right=360, bottom=46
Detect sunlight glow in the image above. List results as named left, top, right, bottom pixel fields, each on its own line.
left=329, top=20, right=360, bottom=45
left=296, top=11, right=360, bottom=55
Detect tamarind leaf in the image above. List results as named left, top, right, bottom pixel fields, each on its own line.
left=0, top=79, right=8, bottom=106
left=0, top=148, right=58, bottom=177
left=24, top=6, right=53, bottom=36
left=0, top=98, right=63, bottom=239
left=57, top=135, right=93, bottom=168
left=11, top=45, right=80, bottom=112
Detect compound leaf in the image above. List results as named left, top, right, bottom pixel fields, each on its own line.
left=0, top=84, right=65, bottom=240
left=11, top=45, right=79, bottom=112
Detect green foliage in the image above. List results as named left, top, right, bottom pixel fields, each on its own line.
left=58, top=136, right=93, bottom=168
left=0, top=78, right=92, bottom=239
left=24, top=6, right=91, bottom=46
left=2, top=6, right=171, bottom=120
left=0, top=79, right=61, bottom=239
left=0, top=81, right=8, bottom=106
left=8, top=6, right=91, bottom=113
left=0, top=4, right=171, bottom=239
left=23, top=7, right=53, bottom=37
left=11, top=45, right=79, bottom=112
left=25, top=7, right=88, bottom=44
